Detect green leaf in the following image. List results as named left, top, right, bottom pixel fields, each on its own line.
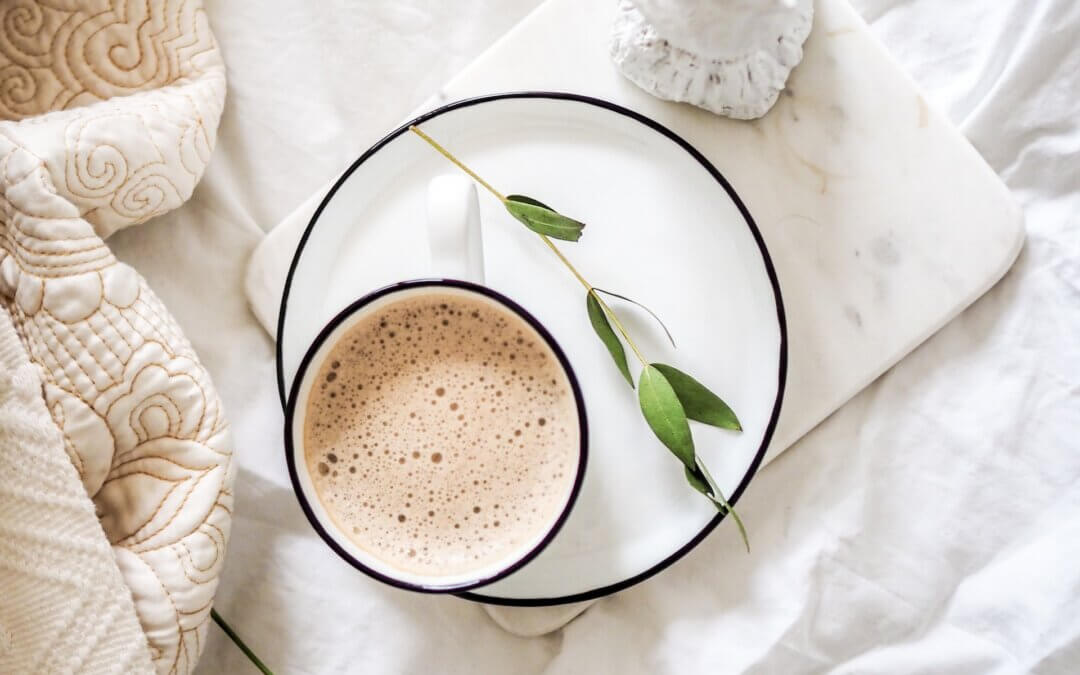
left=705, top=484, right=750, bottom=553
left=505, top=194, right=585, bottom=242
left=684, top=465, right=710, bottom=495
left=638, top=365, right=695, bottom=470
left=593, top=288, right=676, bottom=348
left=587, top=291, right=633, bottom=387
left=684, top=464, right=750, bottom=552
left=504, top=195, right=552, bottom=209
left=651, top=363, right=741, bottom=431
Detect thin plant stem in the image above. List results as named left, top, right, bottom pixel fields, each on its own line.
left=590, top=286, right=649, bottom=366
left=593, top=288, right=676, bottom=349
left=537, top=235, right=648, bottom=366
left=408, top=125, right=649, bottom=366
left=409, top=126, right=506, bottom=201
left=695, top=457, right=749, bottom=552
left=211, top=609, right=274, bottom=675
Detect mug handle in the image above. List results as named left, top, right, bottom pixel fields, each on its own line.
left=426, top=174, right=485, bottom=284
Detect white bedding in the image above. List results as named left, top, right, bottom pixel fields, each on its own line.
left=108, top=0, right=1080, bottom=672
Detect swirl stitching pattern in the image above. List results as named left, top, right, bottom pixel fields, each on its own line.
left=0, top=3, right=230, bottom=674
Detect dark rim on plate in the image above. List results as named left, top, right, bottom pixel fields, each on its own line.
left=276, top=91, right=788, bottom=606
left=284, top=278, right=590, bottom=594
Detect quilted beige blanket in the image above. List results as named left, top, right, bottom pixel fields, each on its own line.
left=0, top=2, right=232, bottom=674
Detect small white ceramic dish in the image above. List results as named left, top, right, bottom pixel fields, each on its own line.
left=277, top=93, right=786, bottom=606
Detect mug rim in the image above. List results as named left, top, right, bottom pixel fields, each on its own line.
left=283, top=278, right=589, bottom=593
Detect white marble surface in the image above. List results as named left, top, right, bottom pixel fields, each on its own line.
left=247, top=0, right=1024, bottom=467
left=427, top=0, right=1025, bottom=462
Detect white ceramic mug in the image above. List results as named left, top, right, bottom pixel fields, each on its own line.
left=283, top=176, right=589, bottom=593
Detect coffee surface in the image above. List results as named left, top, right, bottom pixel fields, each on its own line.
left=304, top=290, right=580, bottom=577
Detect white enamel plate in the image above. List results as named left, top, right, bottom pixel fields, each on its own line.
left=278, top=93, right=786, bottom=605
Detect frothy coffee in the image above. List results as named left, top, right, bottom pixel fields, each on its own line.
left=303, top=290, right=580, bottom=578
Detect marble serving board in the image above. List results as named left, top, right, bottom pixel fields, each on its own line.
left=248, top=0, right=1023, bottom=461
left=242, top=0, right=1024, bottom=613
left=411, top=0, right=1022, bottom=463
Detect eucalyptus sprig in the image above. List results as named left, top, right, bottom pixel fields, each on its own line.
left=410, top=125, right=749, bottom=551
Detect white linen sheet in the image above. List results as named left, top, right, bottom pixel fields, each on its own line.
left=105, top=0, right=1080, bottom=672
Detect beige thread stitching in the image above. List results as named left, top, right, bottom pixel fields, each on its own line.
left=0, top=5, right=227, bottom=671
left=123, top=470, right=215, bottom=551
left=52, top=316, right=114, bottom=391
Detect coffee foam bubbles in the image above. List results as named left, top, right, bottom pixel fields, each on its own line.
left=303, top=291, right=579, bottom=577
